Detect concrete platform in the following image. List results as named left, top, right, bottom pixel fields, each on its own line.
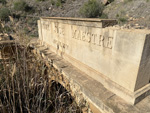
left=30, top=39, right=150, bottom=113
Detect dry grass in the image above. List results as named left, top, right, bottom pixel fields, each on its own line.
left=0, top=43, right=82, bottom=113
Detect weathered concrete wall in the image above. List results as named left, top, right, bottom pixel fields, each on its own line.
left=38, top=17, right=150, bottom=104
left=31, top=39, right=150, bottom=113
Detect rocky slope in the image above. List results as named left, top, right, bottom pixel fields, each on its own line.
left=0, top=0, right=150, bottom=38
left=104, top=0, right=150, bottom=28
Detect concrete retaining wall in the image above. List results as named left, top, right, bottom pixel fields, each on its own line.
left=38, top=17, right=150, bottom=104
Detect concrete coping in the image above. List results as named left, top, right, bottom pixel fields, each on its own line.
left=41, top=17, right=117, bottom=23
left=40, top=17, right=118, bottom=28
left=107, top=26, right=150, bottom=33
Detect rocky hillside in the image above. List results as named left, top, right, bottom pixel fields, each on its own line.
left=0, top=0, right=150, bottom=38
left=104, top=0, right=150, bottom=28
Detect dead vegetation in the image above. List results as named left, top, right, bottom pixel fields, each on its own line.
left=0, top=42, right=82, bottom=113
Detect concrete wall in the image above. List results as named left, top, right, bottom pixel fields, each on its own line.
left=38, top=17, right=150, bottom=104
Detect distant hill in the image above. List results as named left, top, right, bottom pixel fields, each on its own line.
left=0, top=0, right=150, bottom=38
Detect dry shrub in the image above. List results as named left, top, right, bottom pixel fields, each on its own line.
left=79, top=0, right=103, bottom=18
left=0, top=43, right=82, bottom=113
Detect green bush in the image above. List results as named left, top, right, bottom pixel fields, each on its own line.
left=0, top=7, right=10, bottom=21
left=14, top=1, right=27, bottom=11
left=100, top=13, right=108, bottom=19
left=107, top=0, right=114, bottom=3
left=116, top=10, right=128, bottom=24
left=14, top=1, right=32, bottom=12
left=51, top=0, right=55, bottom=5
left=56, top=0, right=62, bottom=7
left=0, top=0, right=6, bottom=4
left=36, top=0, right=46, bottom=1
left=79, top=0, right=103, bottom=18
left=118, top=17, right=127, bottom=23
left=51, top=0, right=66, bottom=7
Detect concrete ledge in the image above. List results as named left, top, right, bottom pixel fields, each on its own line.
left=41, top=17, right=117, bottom=28
left=41, top=17, right=117, bottom=22
left=134, top=84, right=150, bottom=104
